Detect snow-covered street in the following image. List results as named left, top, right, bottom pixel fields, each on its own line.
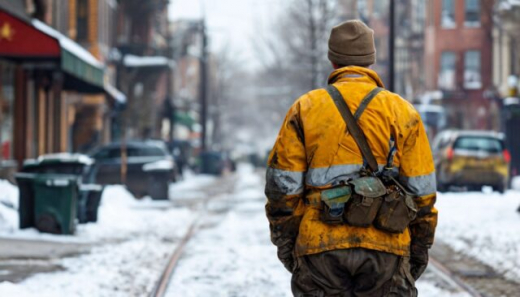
left=0, top=165, right=519, bottom=296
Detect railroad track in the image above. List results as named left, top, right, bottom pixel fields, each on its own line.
left=429, top=255, right=483, bottom=297
left=428, top=243, right=520, bottom=297
left=150, top=221, right=198, bottom=297
left=150, top=174, right=238, bottom=297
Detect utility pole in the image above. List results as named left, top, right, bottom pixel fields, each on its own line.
left=388, top=0, right=395, bottom=92
left=199, top=18, right=208, bottom=153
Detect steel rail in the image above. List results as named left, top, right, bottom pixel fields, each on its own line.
left=428, top=256, right=483, bottom=297
left=150, top=175, right=236, bottom=297
left=150, top=221, right=198, bottom=297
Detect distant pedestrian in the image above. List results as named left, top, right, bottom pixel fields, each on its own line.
left=265, top=20, right=437, bottom=296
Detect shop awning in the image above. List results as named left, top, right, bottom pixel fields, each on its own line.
left=0, top=9, right=104, bottom=92
left=33, top=19, right=105, bottom=91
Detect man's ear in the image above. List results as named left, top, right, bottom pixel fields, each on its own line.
left=332, top=63, right=339, bottom=69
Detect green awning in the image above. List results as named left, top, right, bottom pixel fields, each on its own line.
left=61, top=49, right=104, bottom=89
left=32, top=19, right=105, bottom=91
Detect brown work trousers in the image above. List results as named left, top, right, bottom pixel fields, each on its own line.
left=291, top=248, right=417, bottom=297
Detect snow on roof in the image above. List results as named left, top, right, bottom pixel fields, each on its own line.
left=24, top=153, right=95, bottom=166
left=123, top=55, right=175, bottom=68
left=105, top=83, right=127, bottom=104
left=32, top=19, right=104, bottom=70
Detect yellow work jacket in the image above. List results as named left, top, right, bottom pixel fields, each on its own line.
left=265, top=66, right=437, bottom=257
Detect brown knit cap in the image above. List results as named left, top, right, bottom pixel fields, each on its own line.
left=328, top=20, right=376, bottom=67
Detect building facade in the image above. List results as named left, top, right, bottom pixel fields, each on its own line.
left=424, top=0, right=496, bottom=130
left=115, top=0, right=173, bottom=141
left=0, top=0, right=125, bottom=180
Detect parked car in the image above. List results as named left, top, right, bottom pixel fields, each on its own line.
left=89, top=140, right=177, bottom=200
left=432, top=130, right=510, bottom=193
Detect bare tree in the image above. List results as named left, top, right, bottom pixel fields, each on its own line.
left=251, top=0, right=344, bottom=133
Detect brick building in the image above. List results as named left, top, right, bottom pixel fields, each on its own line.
left=424, top=0, right=497, bottom=130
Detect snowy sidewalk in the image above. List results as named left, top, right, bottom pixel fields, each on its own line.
left=0, top=173, right=219, bottom=296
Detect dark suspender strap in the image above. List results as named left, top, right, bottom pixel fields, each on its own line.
left=354, top=87, right=384, bottom=120
left=326, top=85, right=380, bottom=173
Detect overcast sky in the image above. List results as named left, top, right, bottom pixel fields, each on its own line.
left=168, top=0, right=282, bottom=69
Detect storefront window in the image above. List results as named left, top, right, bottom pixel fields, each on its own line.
left=0, top=61, right=15, bottom=161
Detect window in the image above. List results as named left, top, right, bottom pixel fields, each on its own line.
left=454, top=137, right=503, bottom=153
left=464, top=50, right=482, bottom=89
left=438, top=52, right=457, bottom=90
left=76, top=0, right=89, bottom=41
left=441, top=0, right=456, bottom=28
left=465, top=0, right=481, bottom=27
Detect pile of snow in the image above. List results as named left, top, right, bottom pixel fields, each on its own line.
left=435, top=191, right=520, bottom=281
left=0, top=180, right=19, bottom=232
left=511, top=176, right=520, bottom=191
left=169, top=171, right=216, bottom=201
left=0, top=203, right=18, bottom=232
left=0, top=179, right=18, bottom=208
left=76, top=186, right=193, bottom=242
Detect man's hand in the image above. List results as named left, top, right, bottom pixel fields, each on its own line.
left=277, top=242, right=296, bottom=273
left=410, top=243, right=429, bottom=280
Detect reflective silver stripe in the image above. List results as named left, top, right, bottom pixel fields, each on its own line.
left=399, top=172, right=437, bottom=196
left=266, top=167, right=305, bottom=195
left=306, top=164, right=362, bottom=187
left=306, top=164, right=399, bottom=187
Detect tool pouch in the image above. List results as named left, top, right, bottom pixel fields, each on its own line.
left=319, top=185, right=352, bottom=225
left=344, top=177, right=386, bottom=227
left=374, top=186, right=417, bottom=233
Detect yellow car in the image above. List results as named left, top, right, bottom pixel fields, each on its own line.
left=432, top=130, right=510, bottom=193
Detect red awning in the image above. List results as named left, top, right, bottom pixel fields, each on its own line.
left=0, top=10, right=60, bottom=59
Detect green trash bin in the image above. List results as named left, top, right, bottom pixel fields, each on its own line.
left=33, top=174, right=79, bottom=235
left=22, top=154, right=102, bottom=226
left=15, top=173, right=37, bottom=229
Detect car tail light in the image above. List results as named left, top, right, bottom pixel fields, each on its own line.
left=446, top=147, right=454, bottom=161
left=503, top=149, right=511, bottom=163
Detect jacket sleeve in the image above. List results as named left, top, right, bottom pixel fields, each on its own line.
left=265, top=100, right=307, bottom=250
left=398, top=112, right=438, bottom=249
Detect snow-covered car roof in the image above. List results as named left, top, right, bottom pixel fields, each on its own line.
left=438, top=130, right=505, bottom=140
left=23, top=153, right=94, bottom=166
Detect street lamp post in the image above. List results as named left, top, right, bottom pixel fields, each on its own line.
left=388, top=0, right=395, bottom=92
